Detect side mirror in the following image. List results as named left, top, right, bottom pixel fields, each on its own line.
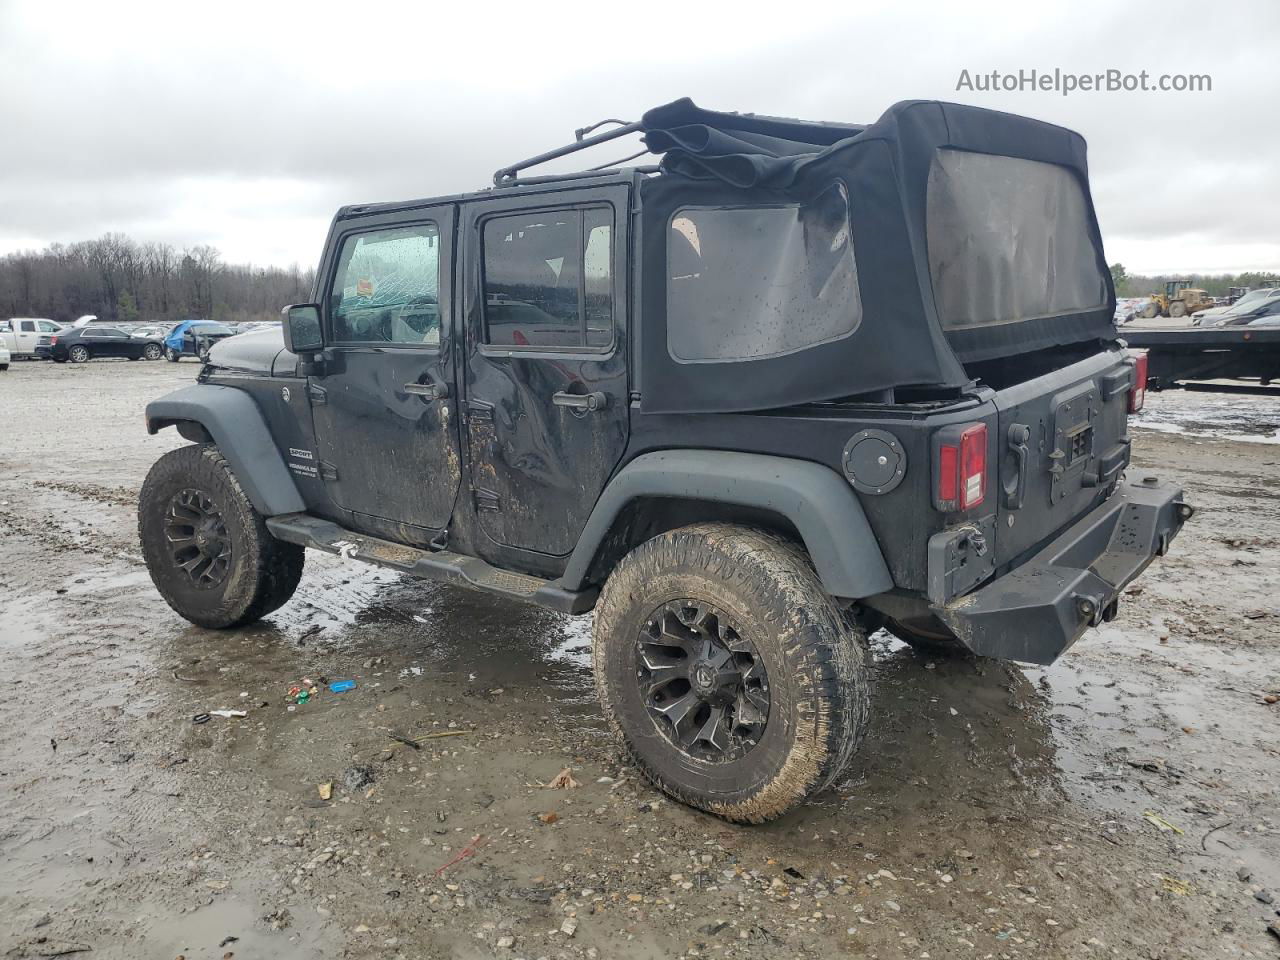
left=281, top=303, right=323, bottom=355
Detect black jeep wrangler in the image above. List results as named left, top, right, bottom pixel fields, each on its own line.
left=138, top=99, right=1191, bottom=822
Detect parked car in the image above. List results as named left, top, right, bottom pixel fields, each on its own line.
left=1192, top=288, right=1280, bottom=325
left=131, top=324, right=167, bottom=339
left=0, top=341, right=10, bottom=370
left=163, top=320, right=237, bottom=361
left=1, top=317, right=64, bottom=358
left=1217, top=299, right=1280, bottom=326
left=138, top=98, right=1190, bottom=823
left=38, top=325, right=165, bottom=362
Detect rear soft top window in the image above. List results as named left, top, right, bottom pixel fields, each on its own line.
left=926, top=150, right=1108, bottom=330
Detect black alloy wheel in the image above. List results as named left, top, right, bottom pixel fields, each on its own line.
left=164, top=488, right=232, bottom=589
left=636, top=601, right=771, bottom=763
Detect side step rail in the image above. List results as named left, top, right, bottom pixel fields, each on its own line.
left=265, top=513, right=597, bottom=615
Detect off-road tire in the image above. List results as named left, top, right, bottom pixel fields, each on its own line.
left=139, top=443, right=304, bottom=629
left=1169, top=300, right=1187, bottom=318
left=593, top=523, right=869, bottom=823
left=1140, top=302, right=1159, bottom=319
left=885, top=617, right=972, bottom=657
left=69, top=345, right=89, bottom=363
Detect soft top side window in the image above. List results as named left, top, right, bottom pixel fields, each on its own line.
left=329, top=223, right=442, bottom=346
left=481, top=206, right=614, bottom=351
left=666, top=183, right=861, bottom=363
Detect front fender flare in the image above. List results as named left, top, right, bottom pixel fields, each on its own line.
left=560, top=450, right=894, bottom=600
left=146, top=384, right=305, bottom=517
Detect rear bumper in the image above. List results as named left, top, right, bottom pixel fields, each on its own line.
left=933, top=477, right=1192, bottom=664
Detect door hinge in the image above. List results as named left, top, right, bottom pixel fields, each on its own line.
left=473, top=488, right=500, bottom=512
left=319, top=460, right=339, bottom=480
left=307, top=383, right=328, bottom=406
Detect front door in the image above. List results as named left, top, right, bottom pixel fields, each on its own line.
left=461, top=185, right=630, bottom=556
left=309, top=206, right=461, bottom=541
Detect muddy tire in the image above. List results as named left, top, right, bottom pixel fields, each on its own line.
left=1140, top=302, right=1159, bottom=319
left=139, top=444, right=304, bottom=629
left=885, top=616, right=972, bottom=657
left=593, top=523, right=869, bottom=823
left=1169, top=300, right=1187, bottom=318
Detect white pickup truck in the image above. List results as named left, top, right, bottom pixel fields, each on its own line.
left=0, top=318, right=64, bottom=359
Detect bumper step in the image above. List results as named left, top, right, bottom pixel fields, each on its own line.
left=265, top=513, right=597, bottom=615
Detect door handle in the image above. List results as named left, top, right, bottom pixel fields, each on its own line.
left=404, top=381, right=449, bottom=400
left=552, top=391, right=608, bottom=412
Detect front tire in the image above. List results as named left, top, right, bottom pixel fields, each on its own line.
left=139, top=444, right=304, bottom=628
left=593, top=523, right=869, bottom=823
left=165, top=347, right=179, bottom=362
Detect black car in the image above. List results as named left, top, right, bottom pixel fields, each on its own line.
left=137, top=98, right=1191, bottom=823
left=38, top=325, right=164, bottom=363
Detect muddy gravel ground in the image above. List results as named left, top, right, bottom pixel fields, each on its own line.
left=2, top=359, right=1279, bottom=960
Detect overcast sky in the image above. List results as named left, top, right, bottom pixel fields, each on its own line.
left=2, top=0, right=1276, bottom=275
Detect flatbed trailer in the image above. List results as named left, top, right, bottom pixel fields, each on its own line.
left=1122, top=326, right=1280, bottom=394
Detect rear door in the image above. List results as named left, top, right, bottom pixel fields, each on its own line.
left=309, top=205, right=461, bottom=541
left=461, top=185, right=629, bottom=556
left=992, top=351, right=1133, bottom=566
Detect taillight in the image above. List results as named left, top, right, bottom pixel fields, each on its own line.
left=50, top=335, right=58, bottom=345
left=935, top=423, right=987, bottom=512
left=1129, top=351, right=1148, bottom=413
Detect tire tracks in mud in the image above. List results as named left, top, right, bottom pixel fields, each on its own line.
left=34, top=478, right=139, bottom=508
left=0, top=481, right=143, bottom=563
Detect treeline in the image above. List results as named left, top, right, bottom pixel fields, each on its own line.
left=1111, top=264, right=1280, bottom=299
left=0, top=234, right=317, bottom=325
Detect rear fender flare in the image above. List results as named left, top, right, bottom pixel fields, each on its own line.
left=145, top=384, right=305, bottom=517
left=560, top=450, right=894, bottom=600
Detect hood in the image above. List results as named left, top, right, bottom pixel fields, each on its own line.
left=206, top=326, right=291, bottom=375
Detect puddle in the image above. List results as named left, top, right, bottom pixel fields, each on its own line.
left=1135, top=389, right=1280, bottom=443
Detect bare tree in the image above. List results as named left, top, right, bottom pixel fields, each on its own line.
left=0, top=233, right=316, bottom=324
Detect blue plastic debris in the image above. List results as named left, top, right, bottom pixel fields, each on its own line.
left=329, top=680, right=356, bottom=694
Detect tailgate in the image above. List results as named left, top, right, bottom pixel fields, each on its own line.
left=992, top=349, right=1136, bottom=567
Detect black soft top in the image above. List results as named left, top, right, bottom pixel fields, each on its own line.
left=635, top=99, right=1116, bottom=414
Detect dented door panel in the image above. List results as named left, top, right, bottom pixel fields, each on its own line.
left=460, top=185, right=631, bottom=557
